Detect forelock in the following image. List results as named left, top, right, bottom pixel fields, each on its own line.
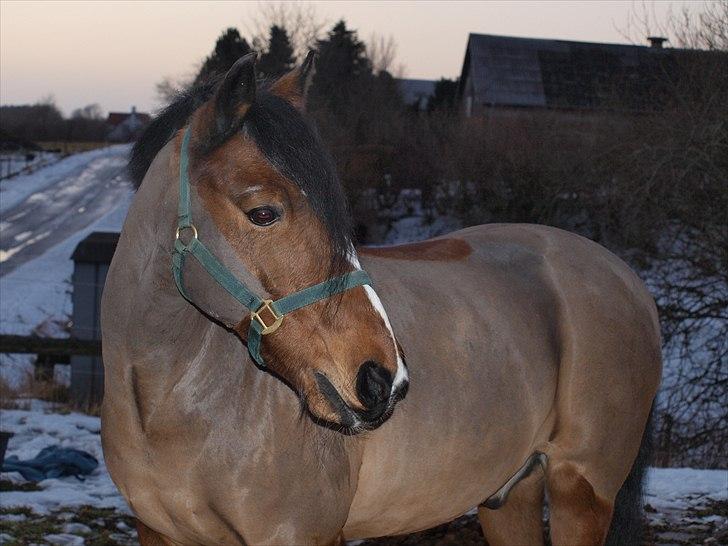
left=243, top=92, right=352, bottom=268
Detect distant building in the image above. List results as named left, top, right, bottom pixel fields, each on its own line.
left=106, top=106, right=151, bottom=142
left=397, top=78, right=437, bottom=111
left=458, top=33, right=685, bottom=119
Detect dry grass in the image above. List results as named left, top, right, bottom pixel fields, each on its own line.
left=0, top=369, right=72, bottom=412
left=34, top=141, right=109, bottom=153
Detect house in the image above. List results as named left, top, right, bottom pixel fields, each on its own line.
left=397, top=78, right=437, bottom=111
left=458, top=34, right=683, bottom=119
left=106, top=106, right=151, bottom=142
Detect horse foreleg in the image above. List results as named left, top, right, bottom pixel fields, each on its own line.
left=326, top=531, right=346, bottom=546
left=136, top=519, right=179, bottom=546
left=478, top=466, right=545, bottom=546
left=546, top=460, right=613, bottom=546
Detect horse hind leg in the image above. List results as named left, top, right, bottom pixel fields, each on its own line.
left=545, top=458, right=614, bottom=546
left=478, top=454, right=547, bottom=546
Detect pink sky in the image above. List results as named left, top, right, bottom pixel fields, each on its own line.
left=0, top=1, right=691, bottom=115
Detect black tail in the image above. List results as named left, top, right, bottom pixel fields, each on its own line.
left=604, top=408, right=654, bottom=546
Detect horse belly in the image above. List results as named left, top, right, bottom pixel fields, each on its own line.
left=344, top=372, right=556, bottom=538
left=343, top=256, right=560, bottom=538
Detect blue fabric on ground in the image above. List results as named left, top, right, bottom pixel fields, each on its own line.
left=2, top=445, right=98, bottom=482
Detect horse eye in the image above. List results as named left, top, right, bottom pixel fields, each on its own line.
left=247, top=206, right=279, bottom=226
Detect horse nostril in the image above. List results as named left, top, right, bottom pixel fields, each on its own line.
left=356, top=361, right=393, bottom=410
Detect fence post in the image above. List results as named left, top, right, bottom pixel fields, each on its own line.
left=70, top=232, right=119, bottom=408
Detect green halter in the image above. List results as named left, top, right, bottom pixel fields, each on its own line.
left=171, top=127, right=372, bottom=367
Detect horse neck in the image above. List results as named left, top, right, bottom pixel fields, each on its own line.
left=106, top=140, right=359, bottom=502
left=111, top=141, right=262, bottom=416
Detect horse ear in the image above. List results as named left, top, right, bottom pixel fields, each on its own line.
left=212, top=52, right=258, bottom=136
left=269, top=51, right=316, bottom=110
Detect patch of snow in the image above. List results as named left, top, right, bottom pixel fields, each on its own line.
left=0, top=408, right=130, bottom=516
left=62, top=522, right=92, bottom=534
left=384, top=215, right=461, bottom=245
left=645, top=467, right=728, bottom=512
left=0, top=513, right=27, bottom=522
left=44, top=533, right=86, bottom=545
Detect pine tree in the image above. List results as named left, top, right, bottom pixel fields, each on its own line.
left=258, top=25, right=295, bottom=79
left=309, top=21, right=372, bottom=114
left=195, top=28, right=252, bottom=84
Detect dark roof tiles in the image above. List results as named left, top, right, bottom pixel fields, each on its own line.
left=461, top=34, right=681, bottom=110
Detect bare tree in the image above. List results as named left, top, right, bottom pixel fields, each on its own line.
left=620, top=0, right=728, bottom=51
left=367, top=33, right=403, bottom=76
left=246, top=2, right=328, bottom=60
left=71, top=104, right=102, bottom=120
left=609, top=0, right=728, bottom=466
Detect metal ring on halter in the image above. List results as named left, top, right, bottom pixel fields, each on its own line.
left=251, top=299, right=284, bottom=335
left=175, top=224, right=198, bottom=242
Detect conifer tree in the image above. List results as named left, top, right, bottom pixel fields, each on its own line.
left=309, top=21, right=372, bottom=114
left=258, top=25, right=295, bottom=79
left=195, top=28, right=252, bottom=84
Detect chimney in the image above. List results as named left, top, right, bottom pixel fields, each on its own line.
left=648, top=36, right=667, bottom=49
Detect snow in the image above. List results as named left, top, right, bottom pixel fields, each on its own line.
left=646, top=467, right=728, bottom=512
left=0, top=146, right=127, bottom=214
left=0, top=407, right=130, bottom=516
left=0, top=151, right=59, bottom=181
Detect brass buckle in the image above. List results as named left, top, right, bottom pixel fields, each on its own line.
left=251, top=299, right=283, bottom=335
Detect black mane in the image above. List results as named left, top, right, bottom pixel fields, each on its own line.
left=128, top=77, right=220, bottom=190
left=128, top=81, right=353, bottom=267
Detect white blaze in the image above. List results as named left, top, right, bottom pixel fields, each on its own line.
left=348, top=249, right=409, bottom=392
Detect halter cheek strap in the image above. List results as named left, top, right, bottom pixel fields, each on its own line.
left=171, top=127, right=372, bottom=367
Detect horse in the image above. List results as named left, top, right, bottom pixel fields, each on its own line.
left=101, top=53, right=662, bottom=546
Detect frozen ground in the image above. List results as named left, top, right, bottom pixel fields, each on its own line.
left=0, top=405, right=726, bottom=544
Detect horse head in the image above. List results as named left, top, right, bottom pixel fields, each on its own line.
left=169, top=53, right=408, bottom=433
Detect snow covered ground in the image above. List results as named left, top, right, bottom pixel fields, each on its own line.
left=0, top=152, right=59, bottom=182
left=0, top=145, right=131, bottom=274
left=1, top=405, right=726, bottom=544
left=0, top=404, right=128, bottom=516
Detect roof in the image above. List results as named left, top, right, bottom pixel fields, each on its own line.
left=106, top=111, right=151, bottom=126
left=459, top=34, right=682, bottom=110
left=71, top=231, right=119, bottom=264
left=397, top=79, right=437, bottom=106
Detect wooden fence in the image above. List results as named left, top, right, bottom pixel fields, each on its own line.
left=0, top=334, right=101, bottom=357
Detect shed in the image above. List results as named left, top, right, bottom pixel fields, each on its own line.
left=70, top=231, right=119, bottom=407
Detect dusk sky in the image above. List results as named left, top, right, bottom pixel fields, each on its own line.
left=1, top=1, right=692, bottom=115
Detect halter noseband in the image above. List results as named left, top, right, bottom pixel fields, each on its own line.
left=171, top=127, right=372, bottom=367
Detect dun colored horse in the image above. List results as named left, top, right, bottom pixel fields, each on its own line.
left=101, top=53, right=662, bottom=545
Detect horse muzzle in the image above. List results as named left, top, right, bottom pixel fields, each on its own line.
left=314, top=360, right=409, bottom=433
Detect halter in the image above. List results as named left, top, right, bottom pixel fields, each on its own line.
left=171, top=127, right=372, bottom=367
